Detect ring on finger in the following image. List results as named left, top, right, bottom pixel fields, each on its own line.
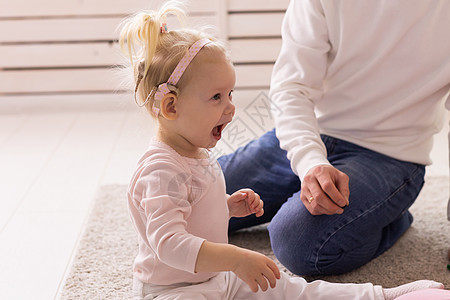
left=308, top=196, right=314, bottom=204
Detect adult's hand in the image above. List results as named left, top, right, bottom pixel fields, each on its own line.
left=300, top=165, right=350, bottom=215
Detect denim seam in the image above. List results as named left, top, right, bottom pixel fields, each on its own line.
left=313, top=165, right=422, bottom=274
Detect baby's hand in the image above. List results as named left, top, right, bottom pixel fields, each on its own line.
left=232, top=247, right=281, bottom=293
left=228, top=189, right=264, bottom=218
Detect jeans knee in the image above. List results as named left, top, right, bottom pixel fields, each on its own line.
left=268, top=216, right=316, bottom=276
left=269, top=212, right=378, bottom=276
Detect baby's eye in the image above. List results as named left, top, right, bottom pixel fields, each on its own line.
left=211, top=93, right=221, bottom=101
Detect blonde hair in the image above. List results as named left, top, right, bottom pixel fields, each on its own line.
left=118, top=0, right=227, bottom=116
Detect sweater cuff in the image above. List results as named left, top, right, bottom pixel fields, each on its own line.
left=187, top=238, right=206, bottom=274
left=291, top=149, right=331, bottom=181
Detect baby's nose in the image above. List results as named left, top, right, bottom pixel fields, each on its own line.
left=226, top=101, right=236, bottom=117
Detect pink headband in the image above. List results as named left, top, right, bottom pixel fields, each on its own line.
left=150, top=38, right=212, bottom=116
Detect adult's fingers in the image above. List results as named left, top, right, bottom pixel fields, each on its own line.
left=312, top=165, right=349, bottom=207
left=333, top=170, right=350, bottom=206
left=300, top=182, right=344, bottom=215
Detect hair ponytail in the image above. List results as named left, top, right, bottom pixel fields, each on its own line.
left=119, top=1, right=186, bottom=77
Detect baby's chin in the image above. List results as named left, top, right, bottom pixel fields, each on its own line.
left=205, top=140, right=219, bottom=150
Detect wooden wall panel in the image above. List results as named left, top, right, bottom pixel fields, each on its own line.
left=0, top=16, right=218, bottom=43
left=0, top=43, right=120, bottom=69
left=228, top=13, right=284, bottom=38
left=226, top=4, right=287, bottom=94
left=0, top=0, right=288, bottom=97
left=0, top=0, right=218, bottom=17
left=235, top=65, right=273, bottom=89
left=0, top=69, right=122, bottom=94
left=228, top=0, right=290, bottom=12
left=0, top=65, right=275, bottom=94
left=230, top=39, right=281, bottom=64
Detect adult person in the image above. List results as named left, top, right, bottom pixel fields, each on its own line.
left=218, top=0, right=450, bottom=276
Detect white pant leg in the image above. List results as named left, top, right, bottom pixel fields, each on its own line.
left=153, top=273, right=230, bottom=300
left=135, top=272, right=385, bottom=300
left=231, top=272, right=385, bottom=300
left=133, top=277, right=195, bottom=300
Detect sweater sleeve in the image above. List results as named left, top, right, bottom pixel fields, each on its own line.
left=269, top=0, right=331, bottom=180
left=135, top=159, right=205, bottom=274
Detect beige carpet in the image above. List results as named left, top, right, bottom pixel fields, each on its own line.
left=59, top=176, right=449, bottom=299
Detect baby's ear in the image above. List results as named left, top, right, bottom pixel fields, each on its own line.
left=160, top=93, right=178, bottom=120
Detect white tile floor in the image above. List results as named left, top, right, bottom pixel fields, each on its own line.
left=0, top=93, right=448, bottom=300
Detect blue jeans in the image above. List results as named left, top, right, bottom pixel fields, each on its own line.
left=218, top=129, right=425, bottom=275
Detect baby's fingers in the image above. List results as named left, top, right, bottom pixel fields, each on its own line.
left=246, top=279, right=259, bottom=293
left=254, top=207, right=264, bottom=217
left=261, top=268, right=278, bottom=289
left=268, top=259, right=281, bottom=281
left=248, top=193, right=262, bottom=211
left=255, top=273, right=269, bottom=292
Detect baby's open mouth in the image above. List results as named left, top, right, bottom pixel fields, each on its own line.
left=212, top=124, right=224, bottom=138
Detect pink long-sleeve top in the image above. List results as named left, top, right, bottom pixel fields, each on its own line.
left=127, top=140, right=229, bottom=285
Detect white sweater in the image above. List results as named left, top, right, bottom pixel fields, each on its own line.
left=270, top=0, right=450, bottom=180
